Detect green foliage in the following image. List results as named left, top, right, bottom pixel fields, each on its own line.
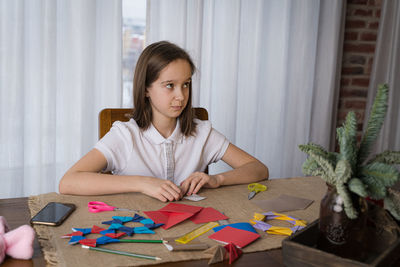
left=348, top=178, right=368, bottom=197
left=299, top=83, right=400, bottom=220
left=337, top=112, right=358, bottom=171
left=358, top=84, right=389, bottom=165
left=369, top=150, right=400, bottom=165
left=335, top=160, right=352, bottom=184
left=360, top=162, right=399, bottom=187
left=336, top=183, right=358, bottom=219
left=384, top=189, right=400, bottom=220
left=302, top=157, right=324, bottom=177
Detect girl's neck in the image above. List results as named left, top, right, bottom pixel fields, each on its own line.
left=152, top=117, right=177, bottom=139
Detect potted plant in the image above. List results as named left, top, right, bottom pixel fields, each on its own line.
left=299, top=84, right=400, bottom=259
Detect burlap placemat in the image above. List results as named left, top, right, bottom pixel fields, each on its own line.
left=28, top=176, right=326, bottom=267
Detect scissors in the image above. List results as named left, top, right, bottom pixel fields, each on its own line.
left=248, top=183, right=267, bottom=200
left=88, top=201, right=139, bottom=213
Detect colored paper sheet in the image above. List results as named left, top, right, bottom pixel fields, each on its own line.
left=254, top=194, right=313, bottom=212
left=224, top=243, right=242, bottom=264
left=190, top=207, right=229, bottom=224
left=144, top=203, right=203, bottom=229
left=208, top=226, right=260, bottom=248
left=213, top=222, right=257, bottom=234
left=159, top=203, right=203, bottom=214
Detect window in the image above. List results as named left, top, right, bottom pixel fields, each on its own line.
left=122, top=0, right=146, bottom=107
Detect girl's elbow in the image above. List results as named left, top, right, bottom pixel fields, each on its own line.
left=58, top=175, right=70, bottom=194
left=258, top=161, right=269, bottom=180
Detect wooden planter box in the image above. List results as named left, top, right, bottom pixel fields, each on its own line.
left=282, top=219, right=400, bottom=267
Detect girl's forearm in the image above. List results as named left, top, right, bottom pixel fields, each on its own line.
left=59, top=172, right=148, bottom=195
left=216, top=160, right=269, bottom=186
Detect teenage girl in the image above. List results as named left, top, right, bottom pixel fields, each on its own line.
left=59, top=41, right=269, bottom=202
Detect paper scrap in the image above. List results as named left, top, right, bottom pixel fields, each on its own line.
left=184, top=194, right=206, bottom=201
left=253, top=194, right=314, bottom=212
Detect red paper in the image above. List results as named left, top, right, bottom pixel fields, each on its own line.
left=79, top=239, right=97, bottom=247
left=190, top=207, right=229, bottom=224
left=105, top=232, right=126, bottom=238
left=91, top=225, right=106, bottom=234
left=144, top=203, right=203, bottom=229
left=208, top=226, right=260, bottom=248
left=224, top=242, right=242, bottom=264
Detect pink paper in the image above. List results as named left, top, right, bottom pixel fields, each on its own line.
left=144, top=203, right=203, bottom=229
left=190, top=207, right=229, bottom=224
left=208, top=226, right=260, bottom=248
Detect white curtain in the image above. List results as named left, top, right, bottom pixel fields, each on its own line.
left=147, top=0, right=345, bottom=178
left=0, top=0, right=122, bottom=198
left=365, top=0, right=400, bottom=152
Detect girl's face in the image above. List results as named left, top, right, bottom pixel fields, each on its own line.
left=146, top=59, right=192, bottom=124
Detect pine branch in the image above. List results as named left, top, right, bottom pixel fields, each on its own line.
left=299, top=143, right=337, bottom=165
left=368, top=150, right=400, bottom=165
left=358, top=84, right=389, bottom=165
left=384, top=188, right=400, bottom=221
left=308, top=152, right=337, bottom=185
left=336, top=183, right=358, bottom=219
left=335, top=159, right=352, bottom=184
left=337, top=112, right=358, bottom=171
left=360, top=162, right=400, bottom=187
left=360, top=175, right=387, bottom=200
left=348, top=178, right=368, bottom=197
left=302, top=157, right=324, bottom=177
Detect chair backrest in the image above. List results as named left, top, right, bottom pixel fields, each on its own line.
left=99, top=107, right=209, bottom=139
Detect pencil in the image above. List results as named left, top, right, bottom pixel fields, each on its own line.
left=82, top=245, right=161, bottom=261
left=118, top=239, right=163, bottom=243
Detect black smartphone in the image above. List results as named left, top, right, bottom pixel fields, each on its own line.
left=30, top=202, right=76, bottom=226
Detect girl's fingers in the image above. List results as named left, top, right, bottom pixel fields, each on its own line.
left=188, top=177, right=202, bottom=195
left=193, top=180, right=205, bottom=195
left=163, top=183, right=181, bottom=200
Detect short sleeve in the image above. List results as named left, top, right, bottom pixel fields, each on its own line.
left=94, top=121, right=133, bottom=173
left=203, top=127, right=230, bottom=164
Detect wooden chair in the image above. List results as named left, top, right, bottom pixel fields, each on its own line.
left=99, top=107, right=208, bottom=139
left=99, top=107, right=209, bottom=174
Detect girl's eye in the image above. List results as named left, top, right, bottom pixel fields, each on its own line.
left=183, top=82, right=191, bottom=88
left=166, top=83, right=174, bottom=89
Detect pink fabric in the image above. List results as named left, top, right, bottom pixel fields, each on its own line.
left=0, top=216, right=35, bottom=263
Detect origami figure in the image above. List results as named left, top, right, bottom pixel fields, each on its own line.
left=0, top=216, right=35, bottom=263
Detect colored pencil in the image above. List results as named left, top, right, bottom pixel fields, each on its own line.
left=118, top=239, right=163, bottom=243
left=82, top=245, right=161, bottom=260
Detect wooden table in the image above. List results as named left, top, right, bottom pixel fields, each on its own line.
left=0, top=197, right=283, bottom=267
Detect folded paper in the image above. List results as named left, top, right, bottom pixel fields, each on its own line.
left=208, top=226, right=260, bottom=248
left=190, top=207, right=229, bottom=224
left=213, top=222, right=257, bottom=234
left=253, top=194, right=313, bottom=212
left=144, top=203, right=203, bottom=229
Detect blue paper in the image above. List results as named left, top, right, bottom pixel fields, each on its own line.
left=213, top=222, right=257, bottom=234
left=131, top=214, right=146, bottom=222
left=112, top=216, right=134, bottom=223
left=96, top=236, right=120, bottom=245
left=102, top=219, right=123, bottom=225
left=133, top=227, right=155, bottom=234
left=140, top=218, right=154, bottom=225
left=100, top=229, right=116, bottom=235
left=72, top=228, right=92, bottom=235
left=108, top=223, right=124, bottom=230
left=119, top=226, right=135, bottom=236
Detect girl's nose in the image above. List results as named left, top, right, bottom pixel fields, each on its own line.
left=174, top=87, right=185, bottom=100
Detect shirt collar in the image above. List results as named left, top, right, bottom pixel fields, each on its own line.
left=143, top=119, right=183, bottom=145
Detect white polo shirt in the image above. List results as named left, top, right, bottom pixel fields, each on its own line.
left=94, top=118, right=230, bottom=185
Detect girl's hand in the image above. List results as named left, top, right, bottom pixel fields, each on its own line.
left=140, top=177, right=182, bottom=202
left=180, top=172, right=222, bottom=196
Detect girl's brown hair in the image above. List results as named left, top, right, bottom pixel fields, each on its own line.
left=132, top=41, right=196, bottom=136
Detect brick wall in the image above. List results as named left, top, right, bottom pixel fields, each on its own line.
left=336, top=0, right=382, bottom=144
